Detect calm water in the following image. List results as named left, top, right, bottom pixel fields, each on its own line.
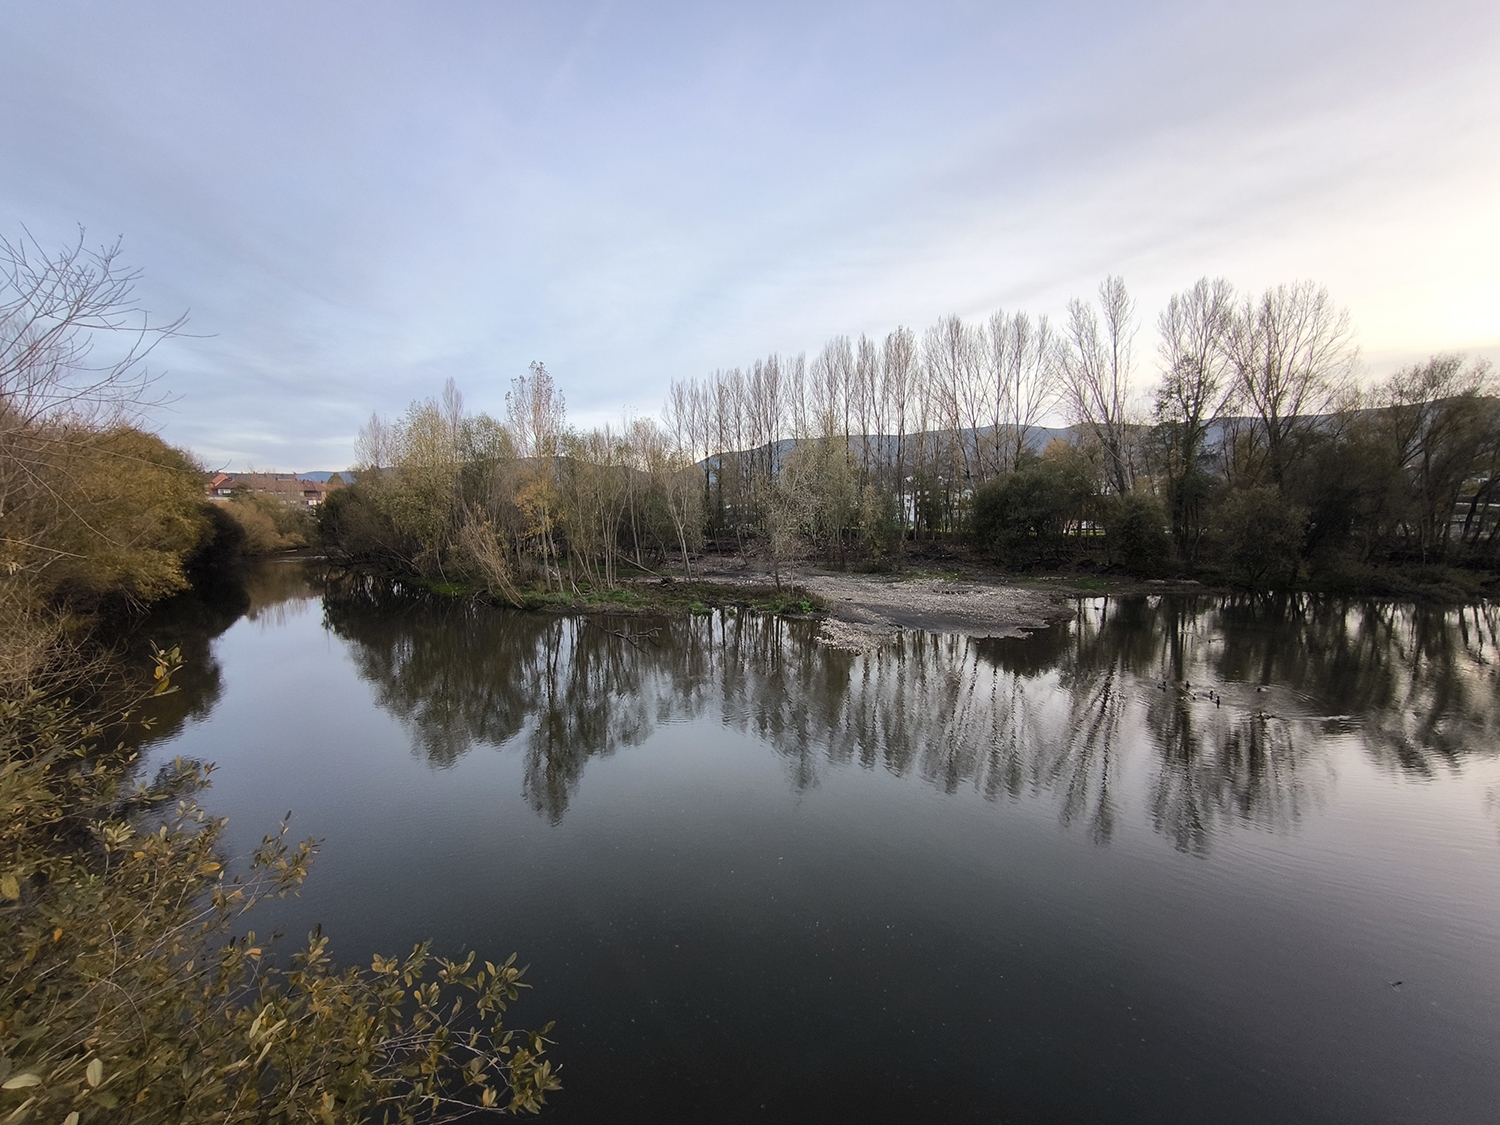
left=137, top=561, right=1500, bottom=1124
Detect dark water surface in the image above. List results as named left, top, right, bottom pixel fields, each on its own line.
left=138, top=562, right=1500, bottom=1124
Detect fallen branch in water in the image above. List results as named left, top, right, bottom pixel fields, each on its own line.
left=585, top=621, right=661, bottom=650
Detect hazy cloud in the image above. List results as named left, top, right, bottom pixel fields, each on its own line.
left=2, top=0, right=1496, bottom=467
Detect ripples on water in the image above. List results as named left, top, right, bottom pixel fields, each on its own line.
left=139, top=563, right=1500, bottom=1124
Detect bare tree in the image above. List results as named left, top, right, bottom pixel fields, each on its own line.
left=355, top=412, right=397, bottom=471
left=1059, top=276, right=1136, bottom=496
left=989, top=310, right=1057, bottom=472
left=811, top=336, right=852, bottom=442
left=1379, top=353, right=1497, bottom=561
left=882, top=326, right=917, bottom=534
left=923, top=316, right=988, bottom=487
left=1, top=228, right=185, bottom=430
left=1155, top=278, right=1236, bottom=559
left=1225, top=281, right=1357, bottom=491
left=785, top=352, right=809, bottom=443
left=854, top=335, right=880, bottom=482
left=506, top=361, right=566, bottom=589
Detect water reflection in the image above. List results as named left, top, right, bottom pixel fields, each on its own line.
left=118, top=560, right=318, bottom=749
left=310, top=576, right=1499, bottom=849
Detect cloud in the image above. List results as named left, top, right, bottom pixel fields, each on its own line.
left=1, top=0, right=1496, bottom=466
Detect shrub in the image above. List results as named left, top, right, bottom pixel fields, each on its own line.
left=13, top=428, right=210, bottom=609
left=971, top=462, right=1071, bottom=565
left=317, top=485, right=416, bottom=572
left=1217, top=487, right=1307, bottom=587
left=1104, top=493, right=1170, bottom=575
left=0, top=651, right=559, bottom=1123
left=222, top=493, right=314, bottom=554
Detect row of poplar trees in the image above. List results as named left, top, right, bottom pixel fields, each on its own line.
left=328, top=275, right=1499, bottom=592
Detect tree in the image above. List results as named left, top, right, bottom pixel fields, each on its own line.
left=506, top=363, right=565, bottom=590
left=1225, top=282, right=1357, bottom=492
left=971, top=459, right=1072, bottom=565
left=881, top=326, right=917, bottom=538
left=1377, top=354, right=1497, bottom=562
left=1104, top=492, right=1169, bottom=574
left=924, top=316, right=988, bottom=486
left=1154, top=278, right=1235, bottom=562
left=989, top=310, right=1057, bottom=474
left=641, top=418, right=702, bottom=578
left=1219, top=486, right=1307, bottom=587
left=0, top=228, right=183, bottom=433
left=1, top=230, right=203, bottom=646
left=1059, top=276, right=1136, bottom=497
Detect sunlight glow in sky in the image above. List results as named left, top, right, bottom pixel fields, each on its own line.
left=2, top=1, right=1497, bottom=468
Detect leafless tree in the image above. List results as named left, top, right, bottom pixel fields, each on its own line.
left=1225, top=281, right=1357, bottom=490
left=922, top=316, right=981, bottom=486
left=1, top=227, right=185, bottom=430
left=854, top=334, right=880, bottom=482
left=1155, top=278, right=1236, bottom=558
left=882, top=326, right=917, bottom=532
left=1059, top=276, right=1136, bottom=496
left=989, top=309, right=1058, bottom=473
left=505, top=361, right=566, bottom=588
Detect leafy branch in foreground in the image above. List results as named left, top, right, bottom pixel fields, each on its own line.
left=0, top=649, right=558, bottom=1123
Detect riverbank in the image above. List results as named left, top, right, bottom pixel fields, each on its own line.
left=315, top=544, right=1497, bottom=654
left=385, top=561, right=1109, bottom=650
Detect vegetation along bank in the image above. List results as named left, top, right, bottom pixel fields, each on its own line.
left=1, top=232, right=558, bottom=1123
left=320, top=277, right=1500, bottom=610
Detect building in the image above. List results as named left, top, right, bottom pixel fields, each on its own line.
left=204, top=472, right=341, bottom=508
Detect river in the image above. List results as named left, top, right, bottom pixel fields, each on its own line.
left=136, top=560, right=1500, bottom=1123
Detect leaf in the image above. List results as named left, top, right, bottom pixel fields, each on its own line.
left=92, top=1092, right=118, bottom=1108
left=86, top=1058, right=103, bottom=1088
left=0, top=1073, right=40, bottom=1090
left=0, top=874, right=18, bottom=901
left=64, top=1114, right=80, bottom=1125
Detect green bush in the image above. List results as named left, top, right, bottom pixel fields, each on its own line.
left=1217, top=487, right=1307, bottom=587
left=1104, top=493, right=1170, bottom=575
left=317, top=485, right=416, bottom=572
left=970, top=462, right=1071, bottom=565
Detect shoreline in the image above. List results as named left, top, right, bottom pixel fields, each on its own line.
left=293, top=551, right=1495, bottom=652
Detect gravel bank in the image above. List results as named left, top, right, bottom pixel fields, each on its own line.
left=695, top=559, right=1070, bottom=648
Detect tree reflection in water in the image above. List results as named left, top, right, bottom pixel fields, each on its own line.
left=319, top=576, right=1500, bottom=849
left=129, top=559, right=325, bottom=750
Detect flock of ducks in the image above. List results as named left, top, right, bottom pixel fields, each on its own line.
left=1157, top=679, right=1225, bottom=706
left=1155, top=679, right=1276, bottom=718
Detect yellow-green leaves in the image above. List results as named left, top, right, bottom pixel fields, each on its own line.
left=2, top=651, right=558, bottom=1125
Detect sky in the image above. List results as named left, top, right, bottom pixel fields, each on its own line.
left=2, top=1, right=1497, bottom=470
